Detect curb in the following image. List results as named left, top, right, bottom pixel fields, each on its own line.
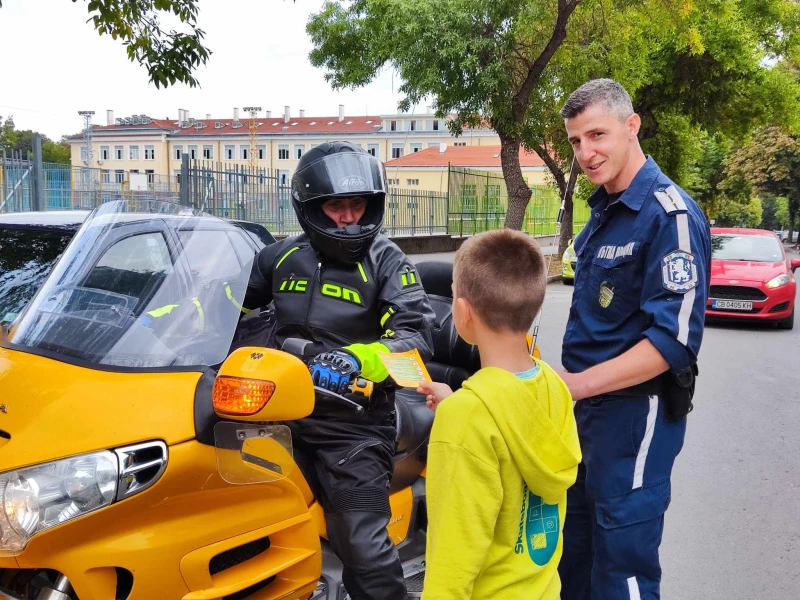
left=547, top=274, right=563, bottom=284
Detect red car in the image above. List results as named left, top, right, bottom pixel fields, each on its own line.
left=706, top=228, right=800, bottom=330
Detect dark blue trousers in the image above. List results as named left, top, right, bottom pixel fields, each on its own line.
left=559, top=395, right=686, bottom=599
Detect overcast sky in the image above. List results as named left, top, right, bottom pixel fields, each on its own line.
left=0, top=0, right=412, bottom=140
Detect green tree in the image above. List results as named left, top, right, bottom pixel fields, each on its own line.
left=0, top=115, right=17, bottom=153
left=0, top=117, right=71, bottom=164
left=0, top=0, right=210, bottom=88
left=726, top=126, right=800, bottom=243
left=308, top=0, right=585, bottom=230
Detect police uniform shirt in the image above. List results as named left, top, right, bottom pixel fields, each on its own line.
left=562, top=156, right=711, bottom=375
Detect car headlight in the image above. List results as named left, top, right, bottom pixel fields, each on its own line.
left=0, top=451, right=117, bottom=553
left=563, top=247, right=577, bottom=262
left=766, top=274, right=791, bottom=289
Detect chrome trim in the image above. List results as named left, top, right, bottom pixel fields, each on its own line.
left=114, top=440, right=168, bottom=502
left=0, top=585, right=27, bottom=600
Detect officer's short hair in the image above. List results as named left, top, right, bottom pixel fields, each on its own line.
left=560, top=78, right=634, bottom=122
left=453, top=229, right=546, bottom=333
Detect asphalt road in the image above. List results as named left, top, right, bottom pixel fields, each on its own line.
left=410, top=250, right=800, bottom=599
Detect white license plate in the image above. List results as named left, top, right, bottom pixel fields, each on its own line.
left=712, top=300, right=753, bottom=310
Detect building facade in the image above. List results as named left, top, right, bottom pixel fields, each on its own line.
left=68, top=106, right=500, bottom=186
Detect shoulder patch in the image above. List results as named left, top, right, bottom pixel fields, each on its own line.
left=662, top=250, right=698, bottom=293
left=654, top=185, right=688, bottom=214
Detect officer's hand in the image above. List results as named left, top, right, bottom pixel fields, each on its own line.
left=309, top=349, right=361, bottom=395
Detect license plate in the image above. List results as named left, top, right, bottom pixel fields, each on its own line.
left=712, top=300, right=752, bottom=310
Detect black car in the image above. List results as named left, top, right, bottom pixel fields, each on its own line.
left=0, top=210, right=276, bottom=328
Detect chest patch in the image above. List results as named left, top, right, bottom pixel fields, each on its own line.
left=596, top=241, right=635, bottom=261
left=662, top=251, right=698, bottom=293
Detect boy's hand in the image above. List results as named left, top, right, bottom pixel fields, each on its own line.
left=417, top=381, right=454, bottom=411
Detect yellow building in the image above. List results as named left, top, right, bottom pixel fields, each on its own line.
left=383, top=145, right=550, bottom=193
left=68, top=106, right=500, bottom=186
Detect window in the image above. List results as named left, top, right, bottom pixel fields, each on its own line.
left=102, top=170, right=110, bottom=184
left=224, top=145, right=235, bottom=160
left=454, top=142, right=467, bottom=147
left=486, top=185, right=502, bottom=215
left=188, top=145, right=198, bottom=160
left=114, top=146, right=123, bottom=160
left=202, top=145, right=213, bottom=160
left=100, top=146, right=110, bottom=161
left=410, top=143, right=423, bottom=153
left=278, top=170, right=290, bottom=186
left=241, top=146, right=249, bottom=160
left=407, top=179, right=419, bottom=186
left=257, top=145, right=266, bottom=160
left=114, top=170, right=125, bottom=183
left=174, top=170, right=181, bottom=185
left=461, top=184, right=477, bottom=212
left=145, top=169, right=155, bottom=183
left=80, top=147, right=89, bottom=162
left=432, top=120, right=440, bottom=131
left=390, top=120, right=398, bottom=131
left=409, top=120, right=418, bottom=131
left=174, top=145, right=183, bottom=160
left=367, top=144, right=379, bottom=159
left=387, top=178, right=400, bottom=186
left=178, top=230, right=241, bottom=281
left=278, top=145, right=289, bottom=160
left=88, top=233, right=172, bottom=300
left=295, top=145, right=305, bottom=160
left=144, top=145, right=155, bottom=160
left=130, top=169, right=139, bottom=174
left=428, top=142, right=440, bottom=148
left=129, top=145, right=139, bottom=160
left=391, top=144, right=404, bottom=159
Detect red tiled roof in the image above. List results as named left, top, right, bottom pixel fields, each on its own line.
left=88, top=116, right=386, bottom=136
left=384, top=146, right=545, bottom=168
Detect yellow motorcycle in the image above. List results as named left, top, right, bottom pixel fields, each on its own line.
left=0, top=200, right=480, bottom=600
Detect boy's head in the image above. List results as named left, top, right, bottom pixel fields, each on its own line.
left=452, top=229, right=546, bottom=344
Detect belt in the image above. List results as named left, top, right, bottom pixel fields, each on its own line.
left=603, top=375, right=666, bottom=398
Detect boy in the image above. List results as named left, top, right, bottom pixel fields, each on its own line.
left=418, top=229, right=581, bottom=599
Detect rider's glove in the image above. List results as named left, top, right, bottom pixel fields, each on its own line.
left=309, top=349, right=361, bottom=395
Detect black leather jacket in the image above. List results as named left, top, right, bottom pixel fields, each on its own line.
left=243, top=234, right=435, bottom=363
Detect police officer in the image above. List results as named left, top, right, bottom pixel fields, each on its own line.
left=556, top=80, right=711, bottom=599
left=242, top=141, right=435, bottom=599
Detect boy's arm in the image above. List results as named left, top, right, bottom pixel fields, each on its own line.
left=423, top=440, right=502, bottom=600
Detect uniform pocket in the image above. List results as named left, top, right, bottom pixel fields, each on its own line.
left=595, top=478, right=671, bottom=529
left=589, top=252, right=640, bottom=321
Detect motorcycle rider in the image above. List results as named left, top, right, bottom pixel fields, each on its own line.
left=242, top=141, right=435, bottom=599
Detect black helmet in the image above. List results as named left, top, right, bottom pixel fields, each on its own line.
left=291, top=141, right=387, bottom=264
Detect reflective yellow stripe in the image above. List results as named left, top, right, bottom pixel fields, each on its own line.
left=191, top=297, right=205, bottom=331
left=384, top=329, right=396, bottom=338
left=147, top=304, right=179, bottom=318
left=380, top=307, right=396, bottom=327
left=357, top=262, right=368, bottom=283
left=225, top=284, right=252, bottom=314
left=276, top=246, right=300, bottom=269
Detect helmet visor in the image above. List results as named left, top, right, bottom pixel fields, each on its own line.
left=292, top=152, right=387, bottom=203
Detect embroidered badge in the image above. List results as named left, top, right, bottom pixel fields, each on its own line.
left=599, top=281, right=614, bottom=308
left=662, top=251, right=698, bottom=293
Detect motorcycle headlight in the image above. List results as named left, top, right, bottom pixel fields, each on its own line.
left=765, top=274, right=791, bottom=289
left=0, top=451, right=117, bottom=553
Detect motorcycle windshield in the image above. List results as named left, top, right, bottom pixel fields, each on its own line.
left=8, top=200, right=255, bottom=369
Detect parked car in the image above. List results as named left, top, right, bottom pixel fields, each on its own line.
left=706, top=228, right=800, bottom=329
left=562, top=239, right=576, bottom=285
left=0, top=209, right=275, bottom=329
left=777, top=230, right=798, bottom=244
left=0, top=211, right=88, bottom=327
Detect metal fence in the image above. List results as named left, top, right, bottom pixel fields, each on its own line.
left=182, top=160, right=451, bottom=237
left=447, top=166, right=590, bottom=236
left=2, top=154, right=588, bottom=241
left=1, top=156, right=178, bottom=212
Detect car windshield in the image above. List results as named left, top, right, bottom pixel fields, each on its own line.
left=0, top=226, right=74, bottom=325
left=711, top=234, right=783, bottom=263
left=7, top=200, right=255, bottom=369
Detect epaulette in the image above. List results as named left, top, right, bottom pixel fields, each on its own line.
left=654, top=185, right=688, bottom=214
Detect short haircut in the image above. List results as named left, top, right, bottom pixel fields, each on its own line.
left=560, top=78, right=634, bottom=122
left=453, top=229, right=546, bottom=333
